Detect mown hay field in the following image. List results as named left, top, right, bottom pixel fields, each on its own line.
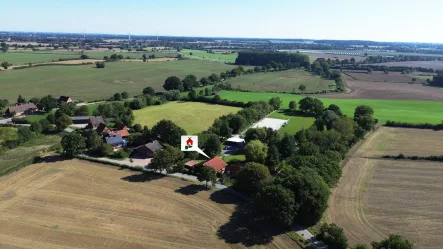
left=0, top=60, right=237, bottom=102
left=134, top=102, right=241, bottom=134
left=326, top=127, right=443, bottom=249
left=180, top=49, right=238, bottom=63
left=0, top=159, right=298, bottom=249
left=218, top=91, right=443, bottom=124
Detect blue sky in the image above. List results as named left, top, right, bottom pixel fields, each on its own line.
left=3, top=0, right=441, bottom=43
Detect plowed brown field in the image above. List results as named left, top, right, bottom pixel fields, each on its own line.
left=0, top=160, right=298, bottom=249
left=327, top=127, right=443, bottom=249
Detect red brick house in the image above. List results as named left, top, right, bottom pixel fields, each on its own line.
left=5, top=103, right=38, bottom=117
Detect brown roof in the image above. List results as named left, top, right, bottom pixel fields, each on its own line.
left=89, top=116, right=104, bottom=127
left=96, top=123, right=109, bottom=134
left=203, top=157, right=227, bottom=172
left=7, top=103, right=37, bottom=114
left=116, top=123, right=128, bottom=130
left=58, top=96, right=72, bottom=102
left=225, top=164, right=242, bottom=175
left=136, top=140, right=163, bottom=154
left=184, top=160, right=199, bottom=167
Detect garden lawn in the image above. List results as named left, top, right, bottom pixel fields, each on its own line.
left=0, top=60, right=237, bottom=102
left=218, top=91, right=443, bottom=124
left=134, top=101, right=241, bottom=134
left=180, top=49, right=237, bottom=63
left=226, top=69, right=335, bottom=93
left=269, top=111, right=315, bottom=135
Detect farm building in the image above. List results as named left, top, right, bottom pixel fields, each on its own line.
left=58, top=96, right=73, bottom=103
left=135, top=140, right=163, bottom=158
left=88, top=116, right=105, bottom=129
left=105, top=134, right=126, bottom=148
left=71, top=116, right=92, bottom=124
left=97, top=123, right=111, bottom=135
left=5, top=103, right=38, bottom=117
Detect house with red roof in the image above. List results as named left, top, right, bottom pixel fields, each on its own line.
left=112, top=129, right=130, bottom=138
left=202, top=157, right=228, bottom=173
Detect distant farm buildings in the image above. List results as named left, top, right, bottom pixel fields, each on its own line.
left=5, top=103, right=38, bottom=117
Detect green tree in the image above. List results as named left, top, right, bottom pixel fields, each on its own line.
left=182, top=74, right=198, bottom=91
left=85, top=131, right=103, bottom=151
left=133, top=124, right=143, bottom=132
left=121, top=91, right=129, bottom=99
left=289, top=100, right=297, bottom=111
left=61, top=132, right=86, bottom=158
left=204, top=88, right=210, bottom=96
left=268, top=97, right=282, bottom=110
left=80, top=54, right=89, bottom=59
left=96, top=62, right=106, bottom=68
left=188, top=90, right=198, bottom=100
left=371, top=235, right=413, bottom=249
left=200, top=77, right=210, bottom=86
left=0, top=99, right=9, bottom=109
left=328, top=104, right=343, bottom=116
left=208, top=73, right=220, bottom=84
left=298, top=84, right=306, bottom=92
left=38, top=95, right=58, bottom=111
left=318, top=223, right=348, bottom=249
left=59, top=102, right=76, bottom=116
left=197, top=166, right=217, bottom=188
left=98, top=143, right=113, bottom=156
left=202, top=133, right=221, bottom=157
left=150, top=145, right=183, bottom=173
left=113, top=92, right=122, bottom=101
left=351, top=244, right=368, bottom=249
left=256, top=184, right=296, bottom=227
left=75, top=105, right=89, bottom=116
left=265, top=144, right=280, bottom=171
left=17, top=94, right=26, bottom=104
left=151, top=119, right=186, bottom=147
left=55, top=113, right=72, bottom=131
left=244, top=140, right=268, bottom=164
left=163, top=76, right=183, bottom=91
left=30, top=122, right=43, bottom=134
left=354, top=105, right=374, bottom=119
left=142, top=54, right=147, bottom=62
left=1, top=61, right=10, bottom=69
left=234, top=162, right=270, bottom=194
left=279, top=133, right=297, bottom=158
left=276, top=167, right=329, bottom=226
left=143, top=86, right=155, bottom=95
left=299, top=97, right=324, bottom=115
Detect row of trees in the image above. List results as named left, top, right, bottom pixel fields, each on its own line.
left=228, top=99, right=377, bottom=228
left=235, top=51, right=310, bottom=67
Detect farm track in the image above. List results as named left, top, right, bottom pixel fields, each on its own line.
left=326, top=127, right=443, bottom=248
left=0, top=160, right=298, bottom=249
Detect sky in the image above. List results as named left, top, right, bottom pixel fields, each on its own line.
left=2, top=0, right=442, bottom=43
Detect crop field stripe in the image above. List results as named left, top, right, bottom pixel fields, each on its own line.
left=218, top=91, right=443, bottom=124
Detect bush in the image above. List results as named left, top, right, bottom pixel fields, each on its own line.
left=317, top=223, right=348, bottom=249
left=96, top=62, right=106, bottom=68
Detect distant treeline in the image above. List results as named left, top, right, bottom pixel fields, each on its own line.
left=429, top=71, right=443, bottom=87
left=385, top=120, right=443, bottom=130
left=235, top=51, right=310, bottom=67
left=331, top=64, right=435, bottom=73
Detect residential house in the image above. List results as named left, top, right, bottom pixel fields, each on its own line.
left=203, top=157, right=228, bottom=174
left=97, top=123, right=112, bottom=135
left=116, top=122, right=129, bottom=130
left=58, top=96, right=73, bottom=103
left=112, top=129, right=130, bottom=138
left=184, top=160, right=199, bottom=169
left=88, top=116, right=105, bottom=129
left=105, top=134, right=126, bottom=148
left=135, top=140, right=163, bottom=158
left=5, top=103, right=38, bottom=117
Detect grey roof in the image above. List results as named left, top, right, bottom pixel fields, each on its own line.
left=89, top=116, right=104, bottom=126
left=71, top=116, right=92, bottom=121
left=105, top=135, right=124, bottom=146
left=145, top=140, right=163, bottom=152
left=7, top=103, right=38, bottom=114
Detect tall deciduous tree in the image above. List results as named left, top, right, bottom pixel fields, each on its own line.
left=197, top=166, right=217, bottom=188
left=371, top=235, right=413, bottom=249
left=256, top=184, right=296, bottom=227
left=244, top=140, right=268, bottom=164
left=151, top=120, right=186, bottom=147
left=163, top=76, right=183, bottom=91
left=61, top=132, right=86, bottom=158
left=234, top=162, right=270, bottom=194
left=289, top=100, right=297, bottom=111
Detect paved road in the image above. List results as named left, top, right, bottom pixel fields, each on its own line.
left=78, top=154, right=324, bottom=248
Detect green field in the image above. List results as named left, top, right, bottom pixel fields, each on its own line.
left=180, top=49, right=237, bottom=63
left=0, top=60, right=238, bottom=102
left=0, top=135, right=60, bottom=176
left=134, top=101, right=241, bottom=134
left=218, top=91, right=443, bottom=124
left=226, top=69, right=335, bottom=93
left=269, top=111, right=315, bottom=134
left=0, top=51, right=178, bottom=65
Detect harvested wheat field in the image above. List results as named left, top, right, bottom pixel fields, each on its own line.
left=327, top=127, right=443, bottom=249
left=317, top=71, right=443, bottom=101
left=0, top=159, right=297, bottom=249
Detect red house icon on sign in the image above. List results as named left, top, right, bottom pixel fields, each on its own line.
left=186, top=137, right=193, bottom=146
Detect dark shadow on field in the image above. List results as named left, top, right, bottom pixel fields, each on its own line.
left=121, top=172, right=164, bottom=182
left=175, top=184, right=207, bottom=195
left=36, top=155, right=70, bottom=163
left=217, top=203, right=285, bottom=247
